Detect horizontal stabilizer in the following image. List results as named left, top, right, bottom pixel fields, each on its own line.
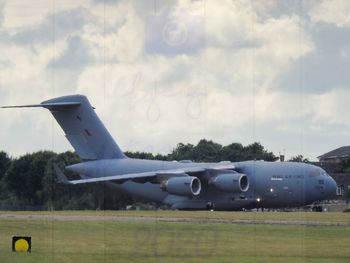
left=1, top=102, right=81, bottom=109
left=53, top=163, right=71, bottom=184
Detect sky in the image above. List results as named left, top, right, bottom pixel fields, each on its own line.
left=0, top=0, right=349, bottom=161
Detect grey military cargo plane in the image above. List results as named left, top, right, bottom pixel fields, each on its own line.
left=2, top=95, right=337, bottom=210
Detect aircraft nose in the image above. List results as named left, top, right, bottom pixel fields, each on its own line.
left=325, top=177, right=337, bottom=199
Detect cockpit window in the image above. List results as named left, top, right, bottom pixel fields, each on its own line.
left=309, top=169, right=321, bottom=177
left=321, top=171, right=328, bottom=177
left=309, top=169, right=329, bottom=177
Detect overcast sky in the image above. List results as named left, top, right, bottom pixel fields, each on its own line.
left=0, top=0, right=349, bottom=161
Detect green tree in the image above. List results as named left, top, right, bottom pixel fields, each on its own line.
left=288, top=155, right=309, bottom=163
left=0, top=151, right=12, bottom=205
left=240, top=142, right=278, bottom=161
left=168, top=140, right=223, bottom=162
left=221, top=143, right=244, bottom=161
left=191, top=139, right=222, bottom=162
left=0, top=151, right=11, bottom=180
left=167, top=140, right=277, bottom=162
left=3, top=151, right=56, bottom=205
left=168, top=143, right=195, bottom=161
left=124, top=151, right=166, bottom=160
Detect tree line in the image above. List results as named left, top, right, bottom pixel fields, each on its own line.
left=0, top=139, right=283, bottom=210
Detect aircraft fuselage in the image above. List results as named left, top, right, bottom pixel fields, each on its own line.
left=67, top=159, right=336, bottom=210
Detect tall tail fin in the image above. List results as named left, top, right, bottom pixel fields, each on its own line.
left=2, top=95, right=126, bottom=160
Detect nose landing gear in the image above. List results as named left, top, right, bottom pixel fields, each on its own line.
left=206, top=202, right=214, bottom=210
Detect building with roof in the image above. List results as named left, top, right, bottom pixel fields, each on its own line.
left=317, top=146, right=350, bottom=164
left=316, top=146, right=350, bottom=198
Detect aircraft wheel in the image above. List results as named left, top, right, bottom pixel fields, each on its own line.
left=206, top=202, right=214, bottom=210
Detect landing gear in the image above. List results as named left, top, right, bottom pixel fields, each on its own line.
left=312, top=205, right=323, bottom=212
left=311, top=201, right=324, bottom=212
left=206, top=202, right=214, bottom=210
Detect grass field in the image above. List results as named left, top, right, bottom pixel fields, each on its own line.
left=0, top=211, right=349, bottom=263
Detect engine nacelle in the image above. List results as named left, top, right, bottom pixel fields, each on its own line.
left=161, top=176, right=201, bottom=196
left=211, top=173, right=249, bottom=193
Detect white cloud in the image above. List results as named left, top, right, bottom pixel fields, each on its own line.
left=0, top=0, right=349, bottom=161
left=0, top=40, right=66, bottom=102
left=310, top=0, right=350, bottom=27
left=82, top=3, right=144, bottom=63
left=2, top=0, right=90, bottom=32
left=310, top=88, right=350, bottom=125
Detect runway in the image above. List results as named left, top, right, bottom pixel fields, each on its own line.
left=0, top=213, right=348, bottom=227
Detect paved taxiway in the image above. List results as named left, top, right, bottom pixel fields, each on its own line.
left=0, top=213, right=348, bottom=227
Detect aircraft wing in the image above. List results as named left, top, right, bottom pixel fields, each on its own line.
left=54, top=162, right=235, bottom=185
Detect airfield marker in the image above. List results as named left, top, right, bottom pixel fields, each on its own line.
left=12, top=236, right=31, bottom=252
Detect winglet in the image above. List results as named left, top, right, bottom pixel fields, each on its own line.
left=53, top=163, right=71, bottom=184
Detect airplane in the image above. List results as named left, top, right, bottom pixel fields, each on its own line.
left=2, top=94, right=337, bottom=210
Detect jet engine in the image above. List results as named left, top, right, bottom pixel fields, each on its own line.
left=161, top=176, right=201, bottom=196
left=210, top=173, right=249, bottom=193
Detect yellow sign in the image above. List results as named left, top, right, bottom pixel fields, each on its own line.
left=12, top=236, right=31, bottom=252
